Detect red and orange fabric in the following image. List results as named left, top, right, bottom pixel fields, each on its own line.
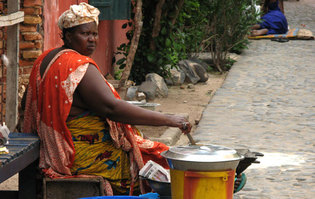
left=23, top=48, right=169, bottom=195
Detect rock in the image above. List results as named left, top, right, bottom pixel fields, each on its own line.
left=138, top=81, right=158, bottom=101
left=138, top=72, right=169, bottom=101
left=136, top=92, right=146, bottom=101
left=187, top=83, right=195, bottom=89
left=165, top=65, right=186, bottom=86
left=190, top=57, right=211, bottom=72
left=125, top=86, right=139, bottom=101
left=178, top=60, right=200, bottom=84
left=145, top=73, right=168, bottom=97
left=187, top=84, right=196, bottom=92
left=164, top=78, right=173, bottom=86
left=185, top=59, right=209, bottom=82
left=164, top=64, right=174, bottom=86
left=191, top=62, right=209, bottom=82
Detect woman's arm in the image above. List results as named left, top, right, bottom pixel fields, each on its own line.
left=75, top=64, right=192, bottom=134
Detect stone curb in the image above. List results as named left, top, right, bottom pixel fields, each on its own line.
left=152, top=127, right=182, bottom=146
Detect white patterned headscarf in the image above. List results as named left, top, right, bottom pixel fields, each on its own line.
left=58, top=2, right=100, bottom=30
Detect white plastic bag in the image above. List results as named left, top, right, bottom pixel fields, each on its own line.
left=0, top=122, right=10, bottom=145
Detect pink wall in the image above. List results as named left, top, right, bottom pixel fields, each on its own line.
left=92, top=20, right=130, bottom=75
left=91, top=20, right=113, bottom=75
left=43, top=0, right=79, bottom=51
left=43, top=0, right=131, bottom=75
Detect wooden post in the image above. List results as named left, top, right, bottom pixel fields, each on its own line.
left=5, top=0, right=20, bottom=131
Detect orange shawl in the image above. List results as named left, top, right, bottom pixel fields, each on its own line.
left=23, top=49, right=169, bottom=194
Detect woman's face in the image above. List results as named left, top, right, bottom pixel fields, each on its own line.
left=66, top=22, right=99, bottom=56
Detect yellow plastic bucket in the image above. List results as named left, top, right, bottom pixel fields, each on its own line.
left=170, top=169, right=235, bottom=199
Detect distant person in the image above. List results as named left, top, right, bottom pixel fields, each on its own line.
left=251, top=0, right=288, bottom=36
left=262, top=0, right=284, bottom=14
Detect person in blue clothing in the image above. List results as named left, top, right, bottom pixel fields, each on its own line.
left=251, top=0, right=288, bottom=36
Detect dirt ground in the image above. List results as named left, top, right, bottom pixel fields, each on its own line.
left=136, top=72, right=227, bottom=142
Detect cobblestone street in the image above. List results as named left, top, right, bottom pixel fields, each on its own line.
left=193, top=1, right=315, bottom=198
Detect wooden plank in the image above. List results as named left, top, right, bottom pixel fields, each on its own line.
left=0, top=133, right=39, bottom=183
left=7, top=0, right=19, bottom=14
left=0, top=11, right=24, bottom=27
left=5, top=0, right=20, bottom=131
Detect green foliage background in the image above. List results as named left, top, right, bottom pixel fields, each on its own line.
left=115, top=0, right=260, bottom=84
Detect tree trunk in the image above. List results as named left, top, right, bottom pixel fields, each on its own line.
left=170, top=0, right=184, bottom=25
left=149, top=0, right=165, bottom=50
left=119, top=0, right=143, bottom=88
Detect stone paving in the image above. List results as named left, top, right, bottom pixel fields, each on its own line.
left=193, top=1, right=315, bottom=198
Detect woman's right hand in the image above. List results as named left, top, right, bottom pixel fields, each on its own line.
left=179, top=121, right=192, bottom=134
left=170, top=115, right=192, bottom=134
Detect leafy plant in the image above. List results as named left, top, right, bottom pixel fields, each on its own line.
left=198, top=0, right=260, bottom=71
left=113, top=0, right=260, bottom=84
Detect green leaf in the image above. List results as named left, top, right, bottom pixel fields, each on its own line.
left=119, top=64, right=126, bottom=69
left=122, top=23, right=128, bottom=29
left=165, top=38, right=171, bottom=47
left=161, top=27, right=167, bottom=35
left=116, top=58, right=126, bottom=65
left=157, top=58, right=163, bottom=65
left=147, top=54, right=155, bottom=62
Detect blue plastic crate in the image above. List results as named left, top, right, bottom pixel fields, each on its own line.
left=80, top=192, right=159, bottom=199
left=80, top=197, right=145, bottom=199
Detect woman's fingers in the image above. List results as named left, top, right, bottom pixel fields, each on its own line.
left=179, top=121, right=192, bottom=134
left=170, top=115, right=192, bottom=134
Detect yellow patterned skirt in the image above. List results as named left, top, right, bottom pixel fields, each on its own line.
left=67, top=114, right=138, bottom=194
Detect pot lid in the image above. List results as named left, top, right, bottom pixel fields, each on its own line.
left=161, top=144, right=243, bottom=163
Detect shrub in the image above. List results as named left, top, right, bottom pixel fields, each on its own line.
left=114, top=0, right=260, bottom=84
left=181, top=0, right=260, bottom=71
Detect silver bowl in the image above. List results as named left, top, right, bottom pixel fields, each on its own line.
left=140, top=176, right=171, bottom=197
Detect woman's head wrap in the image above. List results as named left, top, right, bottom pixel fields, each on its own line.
left=58, top=2, right=100, bottom=30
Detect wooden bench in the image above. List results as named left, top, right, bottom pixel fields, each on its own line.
left=1, top=133, right=107, bottom=199
left=0, top=133, right=40, bottom=199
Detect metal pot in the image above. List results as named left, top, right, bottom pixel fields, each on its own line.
left=161, top=144, right=243, bottom=171
left=140, top=177, right=171, bottom=197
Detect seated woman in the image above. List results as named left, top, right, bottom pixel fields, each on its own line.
left=251, top=0, right=288, bottom=36
left=22, top=3, right=191, bottom=196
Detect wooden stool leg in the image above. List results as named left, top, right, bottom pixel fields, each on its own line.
left=19, top=161, right=38, bottom=199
